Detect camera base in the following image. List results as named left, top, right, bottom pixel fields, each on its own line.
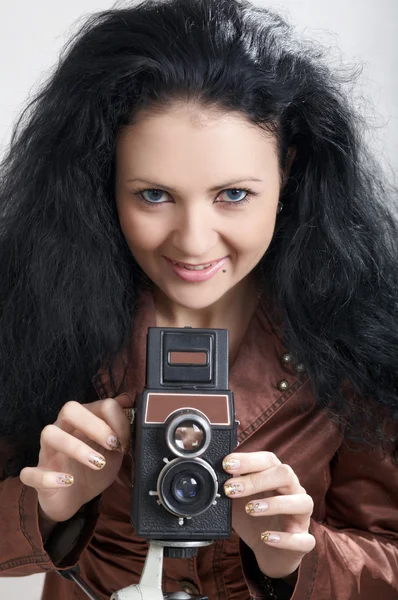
left=110, top=541, right=211, bottom=600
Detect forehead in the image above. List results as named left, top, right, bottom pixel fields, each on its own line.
left=115, top=103, right=278, bottom=175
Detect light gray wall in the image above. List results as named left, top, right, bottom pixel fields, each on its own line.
left=0, top=1, right=396, bottom=598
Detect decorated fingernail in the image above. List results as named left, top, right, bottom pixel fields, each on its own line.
left=222, top=458, right=241, bottom=471
left=261, top=532, right=280, bottom=543
left=56, top=474, right=74, bottom=486
left=245, top=501, right=268, bottom=514
left=88, top=453, right=106, bottom=469
left=107, top=435, right=121, bottom=451
left=224, top=481, right=244, bottom=495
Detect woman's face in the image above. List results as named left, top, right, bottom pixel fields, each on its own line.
left=115, top=103, right=283, bottom=311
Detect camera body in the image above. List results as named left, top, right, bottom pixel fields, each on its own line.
left=131, top=326, right=238, bottom=542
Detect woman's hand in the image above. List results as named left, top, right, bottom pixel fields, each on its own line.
left=20, top=394, right=133, bottom=525
left=222, top=451, right=315, bottom=579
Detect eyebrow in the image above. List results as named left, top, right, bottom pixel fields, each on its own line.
left=126, top=177, right=263, bottom=193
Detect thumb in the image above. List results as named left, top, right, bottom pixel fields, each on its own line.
left=112, top=392, right=134, bottom=407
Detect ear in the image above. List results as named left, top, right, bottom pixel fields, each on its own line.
left=283, top=146, right=296, bottom=186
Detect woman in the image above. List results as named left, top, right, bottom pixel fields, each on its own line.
left=0, top=0, right=397, bottom=598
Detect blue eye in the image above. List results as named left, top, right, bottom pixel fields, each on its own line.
left=223, top=189, right=248, bottom=202
left=141, top=189, right=167, bottom=203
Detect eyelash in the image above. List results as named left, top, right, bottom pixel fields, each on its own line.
left=130, top=187, right=257, bottom=207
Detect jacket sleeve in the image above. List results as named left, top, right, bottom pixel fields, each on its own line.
left=0, top=471, right=102, bottom=576
left=239, top=441, right=398, bottom=600
left=0, top=383, right=104, bottom=577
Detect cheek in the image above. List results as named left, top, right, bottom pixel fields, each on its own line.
left=229, top=211, right=276, bottom=256
left=118, top=209, right=167, bottom=252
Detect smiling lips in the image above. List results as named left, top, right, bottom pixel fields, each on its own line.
left=164, top=256, right=228, bottom=282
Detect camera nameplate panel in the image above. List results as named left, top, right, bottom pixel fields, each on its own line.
left=145, top=392, right=231, bottom=425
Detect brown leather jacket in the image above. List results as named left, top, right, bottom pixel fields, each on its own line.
left=1, top=289, right=397, bottom=600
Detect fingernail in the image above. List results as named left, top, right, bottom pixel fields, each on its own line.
left=222, top=458, right=241, bottom=471
left=88, top=453, right=106, bottom=469
left=261, top=532, right=280, bottom=543
left=56, top=474, right=74, bottom=486
left=107, top=435, right=121, bottom=451
left=245, top=501, right=268, bottom=514
left=224, top=481, right=244, bottom=495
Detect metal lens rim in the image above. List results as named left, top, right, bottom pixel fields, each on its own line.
left=157, top=457, right=218, bottom=518
left=165, top=410, right=211, bottom=458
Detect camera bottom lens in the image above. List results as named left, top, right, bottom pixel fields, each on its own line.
left=157, top=457, right=218, bottom=517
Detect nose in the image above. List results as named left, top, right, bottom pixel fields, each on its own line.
left=171, top=204, right=218, bottom=259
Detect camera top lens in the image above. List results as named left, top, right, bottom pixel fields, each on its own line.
left=166, top=410, right=211, bottom=458
left=174, top=421, right=204, bottom=452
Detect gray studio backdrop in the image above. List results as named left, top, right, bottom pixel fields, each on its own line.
left=0, top=1, right=397, bottom=599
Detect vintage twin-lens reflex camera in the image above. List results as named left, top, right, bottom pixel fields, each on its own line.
left=131, top=326, right=239, bottom=555
left=57, top=328, right=238, bottom=599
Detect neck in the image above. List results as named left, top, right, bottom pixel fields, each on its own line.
left=153, top=275, right=260, bottom=366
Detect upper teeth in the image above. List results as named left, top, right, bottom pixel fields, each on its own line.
left=172, top=260, right=213, bottom=270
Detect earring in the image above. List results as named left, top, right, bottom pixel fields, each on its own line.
left=277, top=201, right=283, bottom=214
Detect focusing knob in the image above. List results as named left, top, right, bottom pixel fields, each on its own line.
left=164, top=546, right=198, bottom=559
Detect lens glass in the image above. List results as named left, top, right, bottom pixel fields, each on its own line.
left=174, top=420, right=204, bottom=452
left=172, top=472, right=200, bottom=504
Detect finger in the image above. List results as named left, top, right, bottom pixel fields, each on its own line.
left=222, top=451, right=281, bottom=475
left=260, top=530, right=316, bottom=554
left=89, top=397, right=132, bottom=452
left=224, top=463, right=302, bottom=498
left=85, top=395, right=133, bottom=450
left=113, top=392, right=134, bottom=409
left=245, top=494, right=314, bottom=518
left=245, top=494, right=313, bottom=531
left=54, top=399, right=128, bottom=453
left=108, top=392, right=135, bottom=425
left=20, top=467, right=74, bottom=490
left=39, top=424, right=107, bottom=470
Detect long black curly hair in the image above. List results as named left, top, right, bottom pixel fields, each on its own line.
left=1, top=0, right=397, bottom=477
